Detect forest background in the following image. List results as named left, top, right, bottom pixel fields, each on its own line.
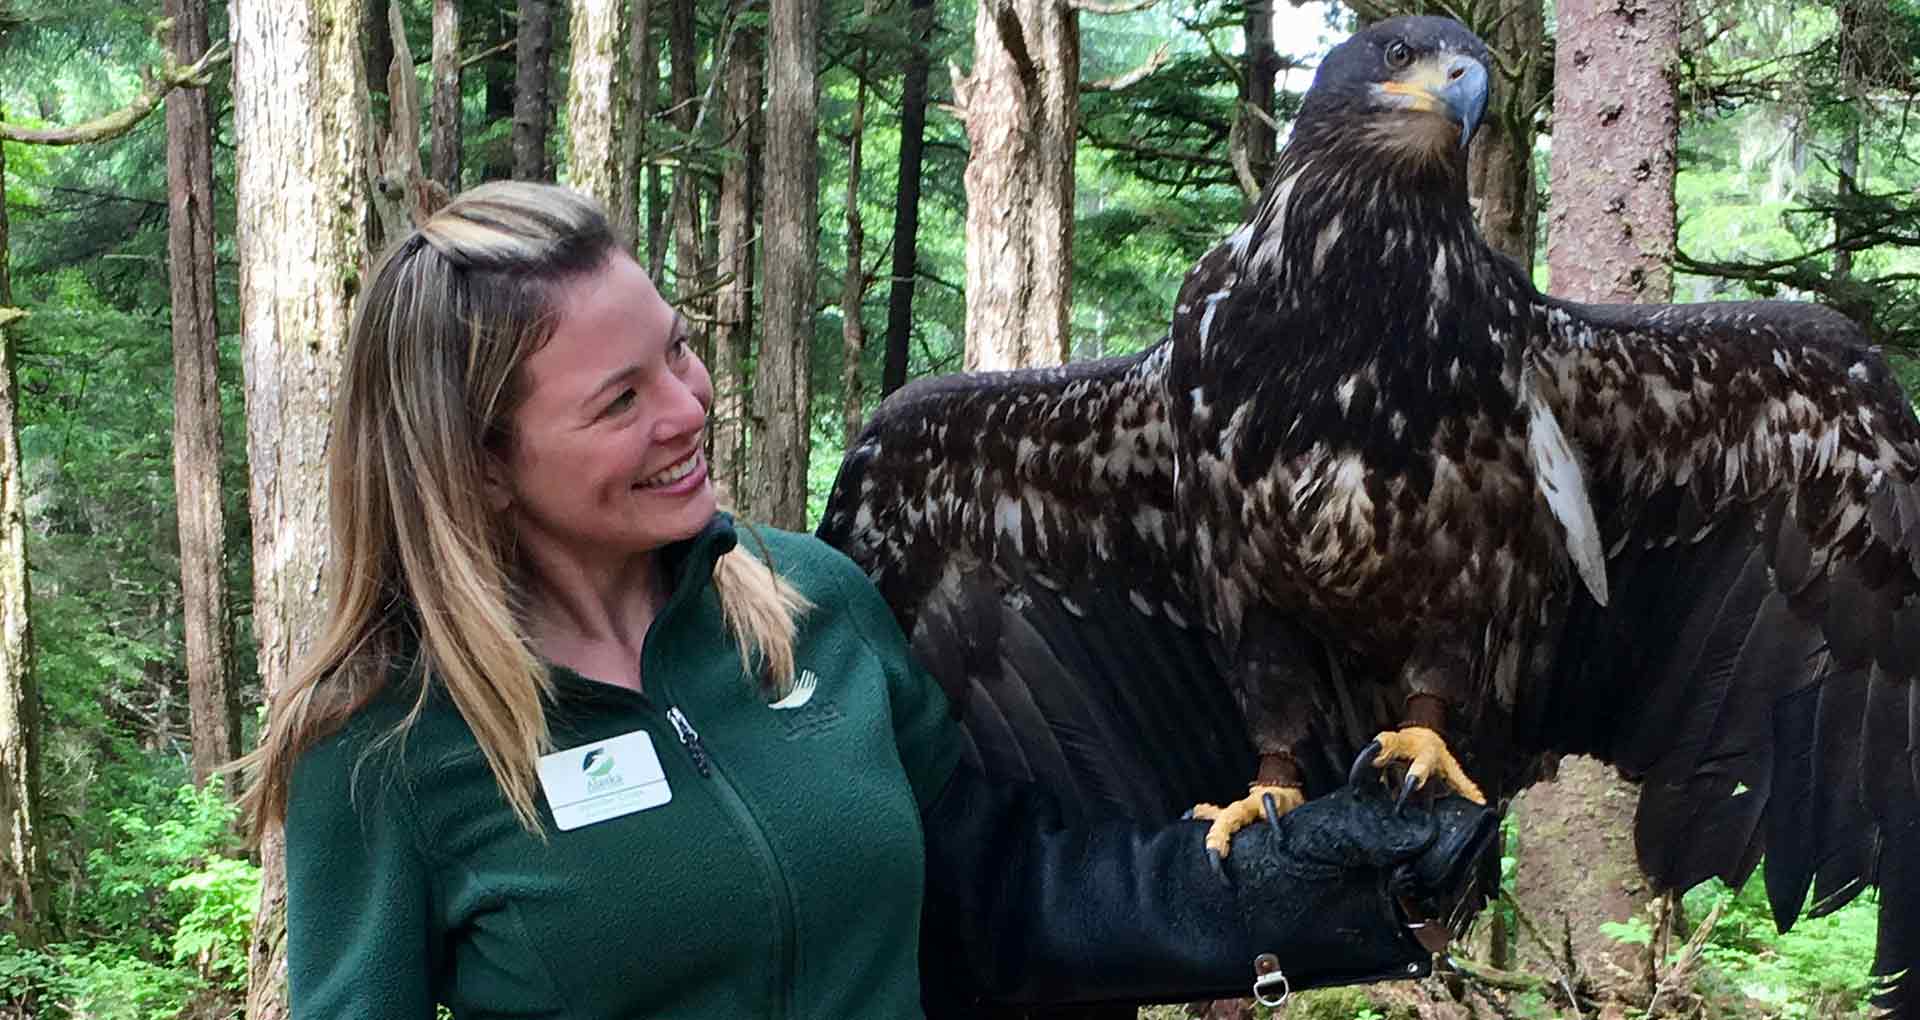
left=0, top=0, right=1917, bottom=1018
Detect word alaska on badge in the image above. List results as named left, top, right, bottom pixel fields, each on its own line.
left=536, top=729, right=672, bottom=831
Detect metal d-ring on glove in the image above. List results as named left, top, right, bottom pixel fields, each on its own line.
left=1252, top=952, right=1292, bottom=1007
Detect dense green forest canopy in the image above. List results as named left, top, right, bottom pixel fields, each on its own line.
left=1, top=0, right=1917, bottom=1016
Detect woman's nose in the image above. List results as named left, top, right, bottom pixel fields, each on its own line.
left=652, top=371, right=709, bottom=440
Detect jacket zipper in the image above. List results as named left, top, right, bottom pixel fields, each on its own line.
left=659, top=701, right=797, bottom=1019
left=664, top=706, right=712, bottom=777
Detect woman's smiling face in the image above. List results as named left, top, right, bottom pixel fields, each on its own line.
left=491, top=252, right=716, bottom=572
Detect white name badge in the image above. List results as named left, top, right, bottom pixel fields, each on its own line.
left=536, top=729, right=673, bottom=831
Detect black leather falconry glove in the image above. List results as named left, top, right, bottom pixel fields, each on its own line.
left=918, top=765, right=1497, bottom=1015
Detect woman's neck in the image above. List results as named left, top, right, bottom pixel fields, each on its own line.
left=522, top=551, right=668, bottom=692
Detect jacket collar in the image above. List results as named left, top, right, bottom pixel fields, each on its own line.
left=657, top=511, right=739, bottom=601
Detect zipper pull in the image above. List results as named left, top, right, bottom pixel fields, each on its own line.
left=665, top=706, right=713, bottom=778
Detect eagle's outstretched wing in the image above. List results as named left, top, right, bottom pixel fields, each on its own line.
left=817, top=347, right=1277, bottom=824
left=1524, top=298, right=1920, bottom=1011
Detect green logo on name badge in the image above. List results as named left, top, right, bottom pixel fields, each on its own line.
left=582, top=749, right=615, bottom=778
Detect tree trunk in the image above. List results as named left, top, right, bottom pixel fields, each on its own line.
left=754, top=0, right=817, bottom=529
left=616, top=0, right=651, bottom=246
left=564, top=0, right=625, bottom=210
left=881, top=0, right=933, bottom=398
left=666, top=0, right=705, bottom=307
left=1545, top=0, right=1678, bottom=300
left=635, top=0, right=665, bottom=276
left=1466, top=0, right=1544, bottom=269
left=513, top=0, right=557, bottom=180
left=710, top=0, right=760, bottom=501
left=955, top=0, right=1076, bottom=371
left=1509, top=756, right=1655, bottom=998
left=1519, top=0, right=1681, bottom=1002
left=232, top=0, right=372, bottom=1014
left=165, top=0, right=236, bottom=789
left=1833, top=111, right=1860, bottom=283
left=364, top=0, right=395, bottom=111
left=0, top=103, right=47, bottom=948
left=482, top=2, right=515, bottom=181
left=1237, top=0, right=1278, bottom=199
left=431, top=0, right=462, bottom=193
left=368, top=0, right=436, bottom=249
left=840, top=42, right=869, bottom=446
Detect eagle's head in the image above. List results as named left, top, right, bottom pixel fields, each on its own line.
left=1291, top=17, right=1491, bottom=176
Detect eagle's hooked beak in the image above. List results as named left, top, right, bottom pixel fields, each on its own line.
left=1378, top=53, right=1489, bottom=149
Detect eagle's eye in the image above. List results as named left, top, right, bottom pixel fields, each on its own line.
left=1384, top=40, right=1413, bottom=70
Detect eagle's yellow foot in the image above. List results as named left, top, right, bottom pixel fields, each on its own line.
left=1361, top=725, right=1487, bottom=804
left=1190, top=785, right=1306, bottom=860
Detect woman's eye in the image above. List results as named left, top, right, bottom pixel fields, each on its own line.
left=668, top=336, right=691, bottom=362
left=606, top=389, right=637, bottom=415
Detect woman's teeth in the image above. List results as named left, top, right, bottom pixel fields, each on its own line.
left=639, top=452, right=701, bottom=488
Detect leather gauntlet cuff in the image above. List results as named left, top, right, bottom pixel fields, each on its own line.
left=919, top=765, right=1498, bottom=1014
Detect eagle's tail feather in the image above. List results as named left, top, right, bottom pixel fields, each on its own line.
left=1871, top=799, right=1920, bottom=1017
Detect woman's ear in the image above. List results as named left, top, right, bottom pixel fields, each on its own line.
left=482, top=452, right=514, bottom=513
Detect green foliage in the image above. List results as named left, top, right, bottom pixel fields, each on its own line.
left=167, top=856, right=261, bottom=986
left=0, top=780, right=255, bottom=1019
left=1682, top=879, right=1880, bottom=1018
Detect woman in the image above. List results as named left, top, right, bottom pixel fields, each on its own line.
left=239, top=181, right=1492, bottom=1019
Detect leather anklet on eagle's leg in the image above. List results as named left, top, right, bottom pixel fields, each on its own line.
left=1361, top=694, right=1486, bottom=806
left=1190, top=752, right=1307, bottom=861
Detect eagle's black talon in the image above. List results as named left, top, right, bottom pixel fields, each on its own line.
left=1263, top=792, right=1284, bottom=833
left=1349, top=740, right=1384, bottom=788
left=1397, top=771, right=1422, bottom=812
left=1207, top=847, right=1228, bottom=882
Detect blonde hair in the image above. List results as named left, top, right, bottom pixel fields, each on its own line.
left=239, top=182, right=808, bottom=838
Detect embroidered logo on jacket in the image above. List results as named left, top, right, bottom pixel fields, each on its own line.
left=770, top=668, right=843, bottom=739
left=769, top=668, right=820, bottom=710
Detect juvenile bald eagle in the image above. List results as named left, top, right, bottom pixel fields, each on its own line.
left=819, top=16, right=1920, bottom=1013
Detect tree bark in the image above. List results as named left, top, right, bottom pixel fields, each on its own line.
left=232, top=0, right=372, bottom=1014
left=955, top=0, right=1077, bottom=371
left=710, top=0, right=760, bottom=501
left=1833, top=112, right=1860, bottom=284
left=666, top=0, right=705, bottom=306
left=1545, top=0, right=1678, bottom=300
left=840, top=39, right=869, bottom=446
left=0, top=104, right=47, bottom=949
left=513, top=0, right=557, bottom=180
left=616, top=0, right=651, bottom=246
left=634, top=0, right=665, bottom=275
left=369, top=0, right=440, bottom=249
left=564, top=0, right=626, bottom=211
left=1466, top=0, right=1544, bottom=269
left=165, top=0, right=236, bottom=789
left=1520, top=0, right=1681, bottom=1002
left=754, top=0, right=817, bottom=529
left=881, top=0, right=933, bottom=397
left=431, top=0, right=462, bottom=193
left=1238, top=0, right=1278, bottom=199
left=482, top=2, right=515, bottom=180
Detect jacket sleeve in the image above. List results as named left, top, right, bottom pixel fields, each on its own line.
left=283, top=729, right=438, bottom=1020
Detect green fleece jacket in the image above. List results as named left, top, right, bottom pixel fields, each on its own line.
left=283, top=517, right=962, bottom=1019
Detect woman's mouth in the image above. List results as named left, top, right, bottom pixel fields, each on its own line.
left=637, top=449, right=705, bottom=490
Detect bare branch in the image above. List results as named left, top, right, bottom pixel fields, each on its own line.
left=1070, top=0, right=1157, bottom=13
left=458, top=37, right=516, bottom=72
left=1082, top=43, right=1169, bottom=92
